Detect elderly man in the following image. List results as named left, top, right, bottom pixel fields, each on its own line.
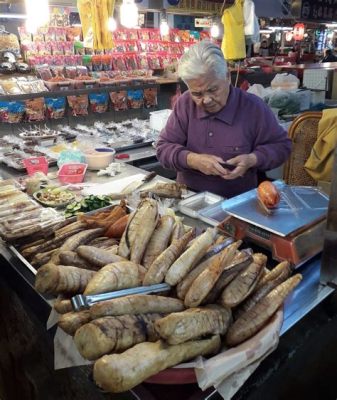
left=156, top=41, right=291, bottom=198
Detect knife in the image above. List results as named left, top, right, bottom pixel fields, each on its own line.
left=121, top=171, right=157, bottom=195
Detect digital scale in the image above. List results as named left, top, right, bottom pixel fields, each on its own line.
left=199, top=182, right=329, bottom=267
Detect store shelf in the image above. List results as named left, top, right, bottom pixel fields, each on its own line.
left=0, top=82, right=160, bottom=102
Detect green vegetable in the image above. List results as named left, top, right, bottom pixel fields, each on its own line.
left=64, top=195, right=113, bottom=218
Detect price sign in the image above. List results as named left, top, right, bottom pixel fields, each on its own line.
left=195, top=18, right=212, bottom=28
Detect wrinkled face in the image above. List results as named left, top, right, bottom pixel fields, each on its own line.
left=186, top=72, right=231, bottom=114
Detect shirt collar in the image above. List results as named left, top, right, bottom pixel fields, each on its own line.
left=195, top=85, right=238, bottom=125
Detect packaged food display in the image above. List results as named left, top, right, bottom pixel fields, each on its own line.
left=45, top=97, right=66, bottom=119
left=0, top=101, right=25, bottom=123
left=89, top=93, right=109, bottom=113
left=110, top=91, right=128, bottom=111
left=144, top=87, right=158, bottom=108
left=67, top=95, right=89, bottom=116
left=127, top=89, right=144, bottom=109
left=25, top=97, right=46, bottom=122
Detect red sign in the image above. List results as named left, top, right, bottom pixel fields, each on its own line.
left=293, top=23, right=305, bottom=41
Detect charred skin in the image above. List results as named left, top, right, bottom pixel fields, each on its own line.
left=257, top=181, right=280, bottom=209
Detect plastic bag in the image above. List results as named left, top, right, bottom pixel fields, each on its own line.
left=267, top=90, right=301, bottom=116
left=271, top=73, right=300, bottom=90
left=45, top=97, right=66, bottom=119
left=57, top=149, right=86, bottom=167
left=89, top=93, right=109, bottom=113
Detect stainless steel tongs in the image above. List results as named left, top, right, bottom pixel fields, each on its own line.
left=71, top=283, right=171, bottom=311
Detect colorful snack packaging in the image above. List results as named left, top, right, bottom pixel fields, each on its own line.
left=127, top=89, right=143, bottom=109
left=0, top=101, right=25, bottom=123
left=44, top=27, right=56, bottom=42
left=51, top=42, right=64, bottom=56
left=25, top=97, right=46, bottom=122
left=65, top=66, right=77, bottom=79
left=110, top=91, right=128, bottom=111
left=112, top=56, right=127, bottom=71
left=89, top=93, right=109, bottom=113
left=67, top=95, right=89, bottom=116
left=63, top=42, right=74, bottom=56
left=144, top=87, right=158, bottom=108
left=45, top=97, right=66, bottom=119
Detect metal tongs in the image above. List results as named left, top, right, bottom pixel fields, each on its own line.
left=71, top=282, right=170, bottom=311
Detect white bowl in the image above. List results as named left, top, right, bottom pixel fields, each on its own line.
left=84, top=148, right=116, bottom=170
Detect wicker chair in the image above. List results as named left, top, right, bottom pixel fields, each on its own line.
left=283, top=111, right=322, bottom=186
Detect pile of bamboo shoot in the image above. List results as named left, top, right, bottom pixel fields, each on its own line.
left=31, top=198, right=301, bottom=393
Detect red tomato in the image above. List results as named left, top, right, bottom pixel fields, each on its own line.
left=257, top=181, right=281, bottom=209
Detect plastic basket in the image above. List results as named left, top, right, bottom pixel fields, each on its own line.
left=57, top=163, right=87, bottom=184
left=23, top=156, right=49, bottom=176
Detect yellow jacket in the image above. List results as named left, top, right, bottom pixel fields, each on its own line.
left=221, top=0, right=246, bottom=61
left=304, top=108, right=337, bottom=182
left=77, top=0, right=114, bottom=50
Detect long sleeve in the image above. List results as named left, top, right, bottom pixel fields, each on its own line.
left=250, top=96, right=292, bottom=171
left=156, top=97, right=191, bottom=172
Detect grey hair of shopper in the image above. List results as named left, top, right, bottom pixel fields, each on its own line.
left=178, top=40, right=228, bottom=82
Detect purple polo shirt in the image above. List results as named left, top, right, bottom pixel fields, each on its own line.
left=156, top=86, right=292, bottom=198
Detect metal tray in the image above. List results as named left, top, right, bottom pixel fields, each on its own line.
left=178, top=191, right=223, bottom=218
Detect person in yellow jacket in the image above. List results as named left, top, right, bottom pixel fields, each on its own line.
left=304, top=108, right=337, bottom=182
left=221, top=0, right=246, bottom=61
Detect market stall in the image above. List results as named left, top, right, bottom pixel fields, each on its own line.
left=0, top=153, right=336, bottom=400
left=1, top=1, right=337, bottom=399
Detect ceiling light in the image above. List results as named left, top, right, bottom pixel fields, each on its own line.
left=210, top=23, right=220, bottom=38
left=25, top=0, right=49, bottom=34
left=120, top=0, right=138, bottom=29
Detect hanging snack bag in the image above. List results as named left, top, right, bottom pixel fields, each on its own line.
left=89, top=93, right=109, bottom=113
left=127, top=89, right=143, bottom=109
left=45, top=97, right=66, bottom=119
left=125, top=54, right=138, bottom=71
left=65, top=66, right=77, bottom=79
left=92, top=55, right=103, bottom=72
left=112, top=55, right=127, bottom=72
left=149, top=29, right=161, bottom=41
left=138, top=29, right=150, bottom=40
left=144, top=87, right=158, bottom=108
left=25, top=97, right=46, bottom=122
left=74, top=41, right=85, bottom=55
left=3, top=101, right=25, bottom=124
left=110, top=91, right=128, bottom=111
left=102, top=54, right=112, bottom=71
left=55, top=27, right=67, bottom=41
left=148, top=55, right=162, bottom=70
left=63, top=42, right=74, bottom=56
left=137, top=55, right=149, bottom=70
left=44, top=27, right=56, bottom=42
left=67, top=95, right=89, bottom=116
left=51, top=42, right=64, bottom=56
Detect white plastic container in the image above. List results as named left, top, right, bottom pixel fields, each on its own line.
left=150, top=109, right=172, bottom=132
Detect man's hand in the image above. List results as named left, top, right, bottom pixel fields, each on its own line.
left=222, top=153, right=257, bottom=180
left=187, top=152, right=229, bottom=176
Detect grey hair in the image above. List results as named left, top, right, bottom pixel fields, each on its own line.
left=178, top=40, right=228, bottom=82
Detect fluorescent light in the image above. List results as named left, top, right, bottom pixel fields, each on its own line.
left=120, top=0, right=138, bottom=29
left=269, top=26, right=292, bottom=31
left=160, top=20, right=169, bottom=36
left=326, top=23, right=337, bottom=27
left=260, top=29, right=272, bottom=33
left=25, top=0, right=49, bottom=34
left=0, top=14, right=27, bottom=19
